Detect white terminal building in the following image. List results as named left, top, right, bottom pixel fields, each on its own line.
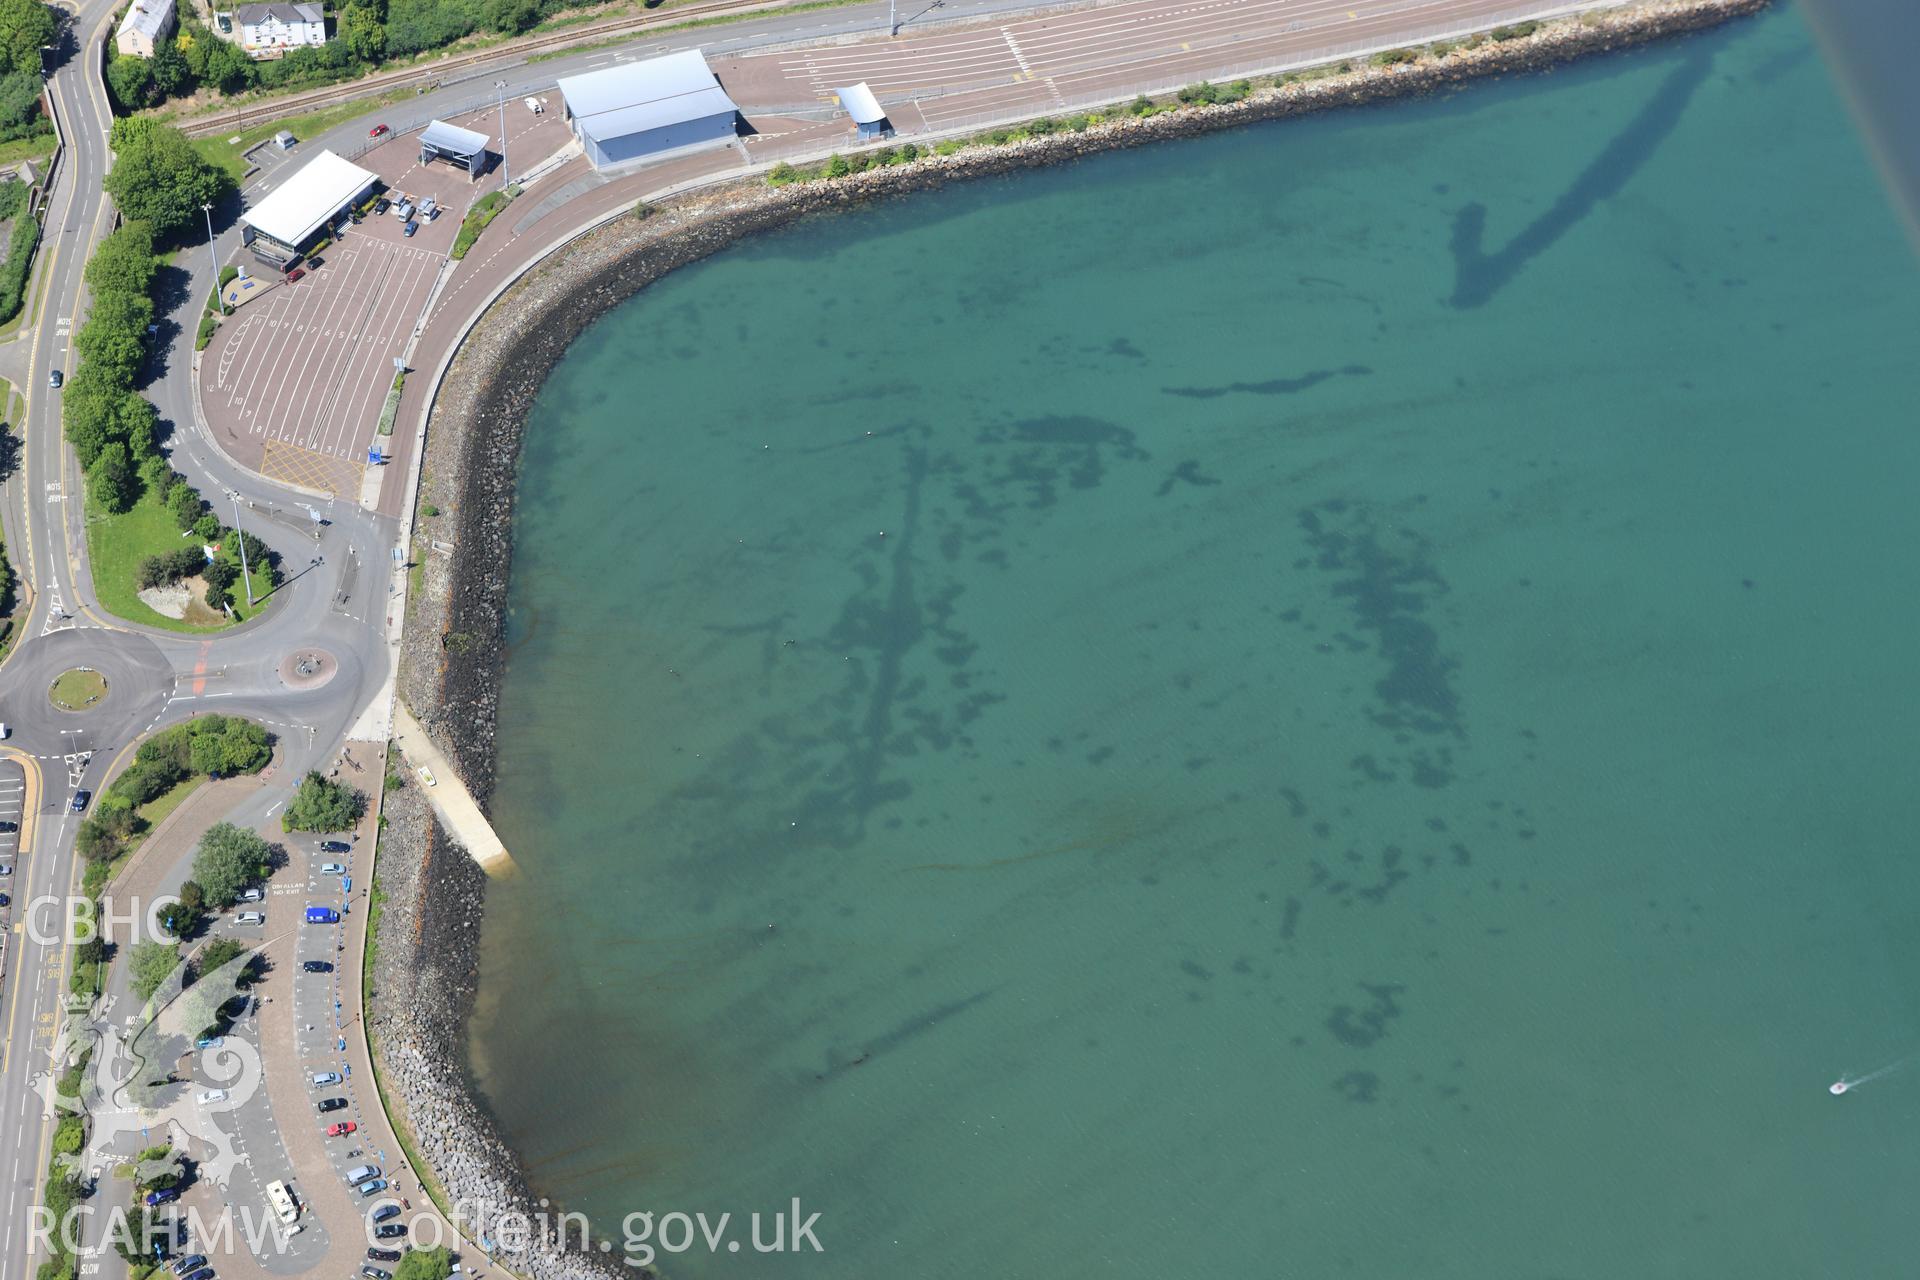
left=557, top=49, right=739, bottom=174
left=240, top=150, right=377, bottom=265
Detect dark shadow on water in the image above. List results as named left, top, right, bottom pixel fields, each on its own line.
left=1447, top=50, right=1714, bottom=309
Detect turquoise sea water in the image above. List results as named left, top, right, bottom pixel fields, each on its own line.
left=470, top=9, right=1920, bottom=1276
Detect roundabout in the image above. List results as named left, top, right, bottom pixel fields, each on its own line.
left=0, top=628, right=176, bottom=759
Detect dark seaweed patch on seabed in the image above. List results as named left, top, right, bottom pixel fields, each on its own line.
left=1161, top=364, right=1373, bottom=399
left=1297, top=501, right=1464, bottom=741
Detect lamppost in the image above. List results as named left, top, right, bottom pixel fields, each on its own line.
left=201, top=203, right=220, bottom=311
left=496, top=80, right=509, bottom=189
left=229, top=491, right=257, bottom=608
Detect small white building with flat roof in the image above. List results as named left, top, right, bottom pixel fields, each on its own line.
left=240, top=149, right=376, bottom=262
left=558, top=50, right=739, bottom=173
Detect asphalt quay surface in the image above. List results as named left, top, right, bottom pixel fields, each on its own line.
left=209, top=236, right=446, bottom=461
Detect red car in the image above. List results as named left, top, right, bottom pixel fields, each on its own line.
left=368, top=123, right=390, bottom=139
left=285, top=266, right=307, bottom=284
left=327, top=1121, right=357, bottom=1137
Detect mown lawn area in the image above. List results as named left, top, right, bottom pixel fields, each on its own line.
left=86, top=487, right=271, bottom=632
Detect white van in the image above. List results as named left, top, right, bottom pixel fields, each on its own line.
left=345, top=1164, right=380, bottom=1186
left=236, top=911, right=266, bottom=925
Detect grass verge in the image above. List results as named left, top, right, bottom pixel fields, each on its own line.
left=0, top=130, right=55, bottom=168
left=190, top=87, right=418, bottom=180
left=84, top=486, right=269, bottom=633
left=449, top=189, right=508, bottom=259
left=135, top=774, right=207, bottom=832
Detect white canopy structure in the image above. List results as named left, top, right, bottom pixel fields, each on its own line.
left=419, top=119, right=491, bottom=175
left=835, top=82, right=886, bottom=126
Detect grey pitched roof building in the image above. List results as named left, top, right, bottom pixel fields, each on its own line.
left=234, top=2, right=324, bottom=27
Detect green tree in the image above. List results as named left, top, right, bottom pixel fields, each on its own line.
left=0, top=64, right=40, bottom=133
left=73, top=295, right=152, bottom=384
left=199, top=35, right=253, bottom=94
left=188, top=716, right=235, bottom=771
left=281, top=772, right=365, bottom=833
left=394, top=1247, right=453, bottom=1280
left=84, top=222, right=158, bottom=296
left=167, top=480, right=204, bottom=529
left=105, top=54, right=153, bottom=109
left=75, top=804, right=138, bottom=861
left=202, top=557, right=238, bottom=611
left=192, top=715, right=271, bottom=774
left=150, top=39, right=190, bottom=95
left=338, top=3, right=386, bottom=61
left=138, top=451, right=171, bottom=495
left=0, top=0, right=56, bottom=76
left=103, top=124, right=233, bottom=237
left=62, top=368, right=123, bottom=468
left=87, top=442, right=139, bottom=514
left=116, top=393, right=159, bottom=459
left=191, top=822, right=268, bottom=907
left=128, top=940, right=180, bottom=1002
left=107, top=113, right=161, bottom=152
left=193, top=936, right=247, bottom=979
left=483, top=0, right=538, bottom=32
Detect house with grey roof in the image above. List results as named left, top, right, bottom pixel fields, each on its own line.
left=232, top=1, right=326, bottom=56
left=115, top=0, right=177, bottom=58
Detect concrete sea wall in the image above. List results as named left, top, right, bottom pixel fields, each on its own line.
left=372, top=1, right=1766, bottom=1275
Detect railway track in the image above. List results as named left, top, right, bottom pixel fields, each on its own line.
left=175, top=0, right=807, bottom=138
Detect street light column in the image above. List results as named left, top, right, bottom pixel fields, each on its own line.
left=496, top=80, right=509, bottom=189
left=229, top=492, right=257, bottom=608
left=201, top=202, right=220, bottom=311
